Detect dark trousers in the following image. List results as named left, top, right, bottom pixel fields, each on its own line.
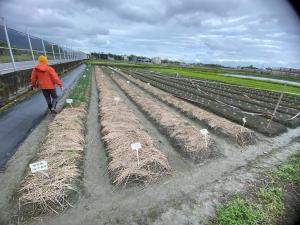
left=42, top=89, right=58, bottom=110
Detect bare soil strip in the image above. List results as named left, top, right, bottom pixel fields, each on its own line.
left=95, top=67, right=171, bottom=186
left=115, top=68, right=256, bottom=147
left=106, top=68, right=217, bottom=163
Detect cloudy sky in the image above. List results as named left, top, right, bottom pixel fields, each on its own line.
left=1, top=0, right=300, bottom=68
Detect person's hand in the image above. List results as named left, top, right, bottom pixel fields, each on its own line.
left=61, top=86, right=64, bottom=92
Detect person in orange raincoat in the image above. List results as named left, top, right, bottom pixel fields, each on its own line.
left=31, top=55, right=64, bottom=113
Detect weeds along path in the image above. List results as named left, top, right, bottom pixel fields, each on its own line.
left=106, top=68, right=218, bottom=163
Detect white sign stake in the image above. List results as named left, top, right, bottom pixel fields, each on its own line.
left=131, top=142, right=142, bottom=167
left=29, top=160, right=49, bottom=177
left=241, top=117, right=247, bottom=132
left=66, top=98, right=73, bottom=107
left=200, top=129, right=208, bottom=148
left=127, top=81, right=130, bottom=84
left=83, top=75, right=86, bottom=78
left=114, top=97, right=120, bottom=102
left=147, top=83, right=151, bottom=86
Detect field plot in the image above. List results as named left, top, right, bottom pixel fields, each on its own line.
left=114, top=68, right=256, bottom=147
left=2, top=65, right=300, bottom=225
left=121, top=68, right=300, bottom=136
left=106, top=68, right=218, bottom=163
left=95, top=67, right=171, bottom=186
left=14, top=66, right=91, bottom=218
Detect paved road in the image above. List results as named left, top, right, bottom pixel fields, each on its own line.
left=0, top=59, right=79, bottom=75
left=222, top=73, right=300, bottom=87
left=0, top=64, right=86, bottom=170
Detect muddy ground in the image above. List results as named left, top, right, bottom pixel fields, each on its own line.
left=0, top=68, right=299, bottom=225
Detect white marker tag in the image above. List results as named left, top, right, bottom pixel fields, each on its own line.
left=131, top=142, right=142, bottom=151
left=83, top=75, right=86, bottom=78
left=129, top=75, right=131, bottom=77
left=114, top=97, right=120, bottom=102
left=200, top=129, right=208, bottom=135
left=127, top=81, right=130, bottom=84
left=131, top=142, right=142, bottom=167
left=29, top=160, right=48, bottom=173
left=200, top=129, right=208, bottom=148
left=147, top=83, right=150, bottom=86
left=66, top=99, right=73, bottom=104
left=242, top=117, right=247, bottom=123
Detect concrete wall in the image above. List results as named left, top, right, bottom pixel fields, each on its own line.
left=0, top=60, right=83, bottom=107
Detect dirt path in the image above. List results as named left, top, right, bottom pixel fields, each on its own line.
left=2, top=67, right=300, bottom=225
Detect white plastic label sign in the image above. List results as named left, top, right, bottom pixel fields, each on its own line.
left=127, top=81, right=130, bottom=84
left=29, top=160, right=48, bottom=173
left=200, top=129, right=208, bottom=135
left=66, top=99, right=73, bottom=104
left=114, top=97, right=120, bottom=101
left=131, top=142, right=142, bottom=150
left=242, top=117, right=247, bottom=123
left=83, top=75, right=86, bottom=78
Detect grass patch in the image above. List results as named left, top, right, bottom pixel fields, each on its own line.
left=215, top=197, right=263, bottom=225
left=66, top=66, right=92, bottom=107
left=274, top=152, right=300, bottom=185
left=212, top=151, right=300, bottom=225
left=257, top=187, right=285, bottom=224
left=151, top=68, right=300, bottom=95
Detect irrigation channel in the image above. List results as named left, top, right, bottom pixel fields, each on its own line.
left=0, top=65, right=299, bottom=225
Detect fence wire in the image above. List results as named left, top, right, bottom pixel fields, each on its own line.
left=0, top=19, right=87, bottom=74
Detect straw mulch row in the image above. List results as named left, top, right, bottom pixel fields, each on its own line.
left=18, top=106, right=86, bottom=214
left=109, top=71, right=217, bottom=163
left=119, top=70, right=256, bottom=147
left=95, top=67, right=171, bottom=186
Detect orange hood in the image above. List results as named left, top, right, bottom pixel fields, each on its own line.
left=35, top=63, right=48, bottom=72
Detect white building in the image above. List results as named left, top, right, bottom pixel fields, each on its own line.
left=151, top=57, right=161, bottom=64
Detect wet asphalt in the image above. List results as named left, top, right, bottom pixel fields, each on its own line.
left=0, top=64, right=86, bottom=170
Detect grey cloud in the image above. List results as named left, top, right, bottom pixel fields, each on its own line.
left=0, top=0, right=300, bottom=68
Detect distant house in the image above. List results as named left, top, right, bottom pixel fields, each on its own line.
left=137, top=57, right=151, bottom=63
left=151, top=57, right=161, bottom=64
left=123, top=55, right=129, bottom=61
left=107, top=56, right=114, bottom=61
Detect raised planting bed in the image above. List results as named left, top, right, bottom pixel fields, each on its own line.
left=134, top=68, right=300, bottom=106
left=95, top=67, right=171, bottom=187
left=124, top=70, right=287, bottom=137
left=17, top=66, right=91, bottom=216
left=129, top=69, right=300, bottom=110
left=18, top=106, right=86, bottom=214
left=128, top=71, right=300, bottom=128
left=131, top=71, right=300, bottom=124
left=116, top=69, right=256, bottom=147
left=105, top=68, right=218, bottom=163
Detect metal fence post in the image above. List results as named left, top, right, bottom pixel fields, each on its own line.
left=2, top=17, right=16, bottom=71
left=58, top=45, right=62, bottom=62
left=27, top=30, right=35, bottom=65
left=63, top=47, right=66, bottom=61
left=41, top=39, right=46, bottom=56
left=51, top=44, right=56, bottom=62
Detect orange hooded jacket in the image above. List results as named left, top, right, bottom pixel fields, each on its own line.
left=31, top=63, right=63, bottom=90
